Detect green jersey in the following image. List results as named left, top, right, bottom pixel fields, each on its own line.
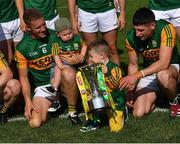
left=53, top=35, right=84, bottom=53
left=52, top=34, right=86, bottom=65
left=105, top=60, right=125, bottom=111
left=125, top=20, right=179, bottom=68
left=77, top=0, right=114, bottom=13
left=24, top=0, right=58, bottom=20
left=0, top=0, right=18, bottom=22
left=148, top=0, right=180, bottom=10
left=15, top=29, right=58, bottom=88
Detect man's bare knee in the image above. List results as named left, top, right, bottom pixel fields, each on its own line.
left=6, top=79, right=21, bottom=96
left=29, top=118, right=42, bottom=128
left=157, top=71, right=173, bottom=88
left=133, top=109, right=145, bottom=118
left=61, top=68, right=76, bottom=82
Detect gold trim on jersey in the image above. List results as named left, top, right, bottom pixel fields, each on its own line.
left=125, top=39, right=135, bottom=53
left=161, top=23, right=176, bottom=48
left=15, top=51, right=28, bottom=68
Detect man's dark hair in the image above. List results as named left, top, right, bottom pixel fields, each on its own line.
left=88, top=39, right=110, bottom=55
left=133, top=7, right=155, bottom=26
left=23, top=8, right=43, bottom=25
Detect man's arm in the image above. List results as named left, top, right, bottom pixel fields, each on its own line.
left=15, top=49, right=38, bottom=119
left=119, top=50, right=139, bottom=90
left=18, top=68, right=31, bottom=104
left=118, top=0, right=126, bottom=30
left=136, top=24, right=176, bottom=78
left=15, top=0, right=26, bottom=31
left=67, top=0, right=79, bottom=34
left=18, top=67, right=39, bottom=120
left=141, top=46, right=172, bottom=77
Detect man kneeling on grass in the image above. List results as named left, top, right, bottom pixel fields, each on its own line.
left=119, top=8, right=180, bottom=118
left=15, top=9, right=82, bottom=128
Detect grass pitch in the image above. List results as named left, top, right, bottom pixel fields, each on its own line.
left=1, top=0, right=179, bottom=143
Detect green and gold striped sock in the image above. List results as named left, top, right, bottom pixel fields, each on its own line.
left=0, top=105, right=8, bottom=113
left=68, top=105, right=76, bottom=116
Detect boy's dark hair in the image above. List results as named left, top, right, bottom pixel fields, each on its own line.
left=133, top=7, right=155, bottom=26
left=88, top=39, right=110, bottom=55
left=23, top=8, right=43, bottom=25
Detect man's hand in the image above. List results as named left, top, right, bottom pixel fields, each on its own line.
left=125, top=90, right=135, bottom=108
left=71, top=20, right=80, bottom=35
left=119, top=75, right=137, bottom=90
left=19, top=18, right=27, bottom=32
left=126, top=100, right=134, bottom=108
left=24, top=101, right=39, bottom=120
left=118, top=13, right=126, bottom=31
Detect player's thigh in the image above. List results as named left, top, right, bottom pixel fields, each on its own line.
left=102, top=29, right=117, bottom=50
left=82, top=32, right=97, bottom=45
left=78, top=8, right=98, bottom=33
left=157, top=64, right=179, bottom=83
left=98, top=9, right=118, bottom=32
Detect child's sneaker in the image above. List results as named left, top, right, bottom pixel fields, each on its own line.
left=80, top=120, right=100, bottom=132
left=68, top=113, right=82, bottom=125
left=170, top=94, right=180, bottom=118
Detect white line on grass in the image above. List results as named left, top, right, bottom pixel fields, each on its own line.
left=8, top=113, right=85, bottom=122
left=8, top=108, right=168, bottom=122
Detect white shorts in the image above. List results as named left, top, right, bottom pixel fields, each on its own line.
left=152, top=8, right=180, bottom=27
left=78, top=8, right=118, bottom=33
left=46, top=15, right=60, bottom=30
left=0, top=18, right=23, bottom=42
left=137, top=64, right=179, bottom=92
left=34, top=84, right=58, bottom=101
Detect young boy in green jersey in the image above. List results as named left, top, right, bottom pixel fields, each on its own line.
left=80, top=39, right=125, bottom=132
left=47, top=17, right=87, bottom=118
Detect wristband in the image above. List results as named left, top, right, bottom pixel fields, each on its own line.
left=140, top=70, right=145, bottom=77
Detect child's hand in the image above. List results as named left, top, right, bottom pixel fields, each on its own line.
left=76, top=54, right=85, bottom=63
left=101, top=64, right=108, bottom=74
